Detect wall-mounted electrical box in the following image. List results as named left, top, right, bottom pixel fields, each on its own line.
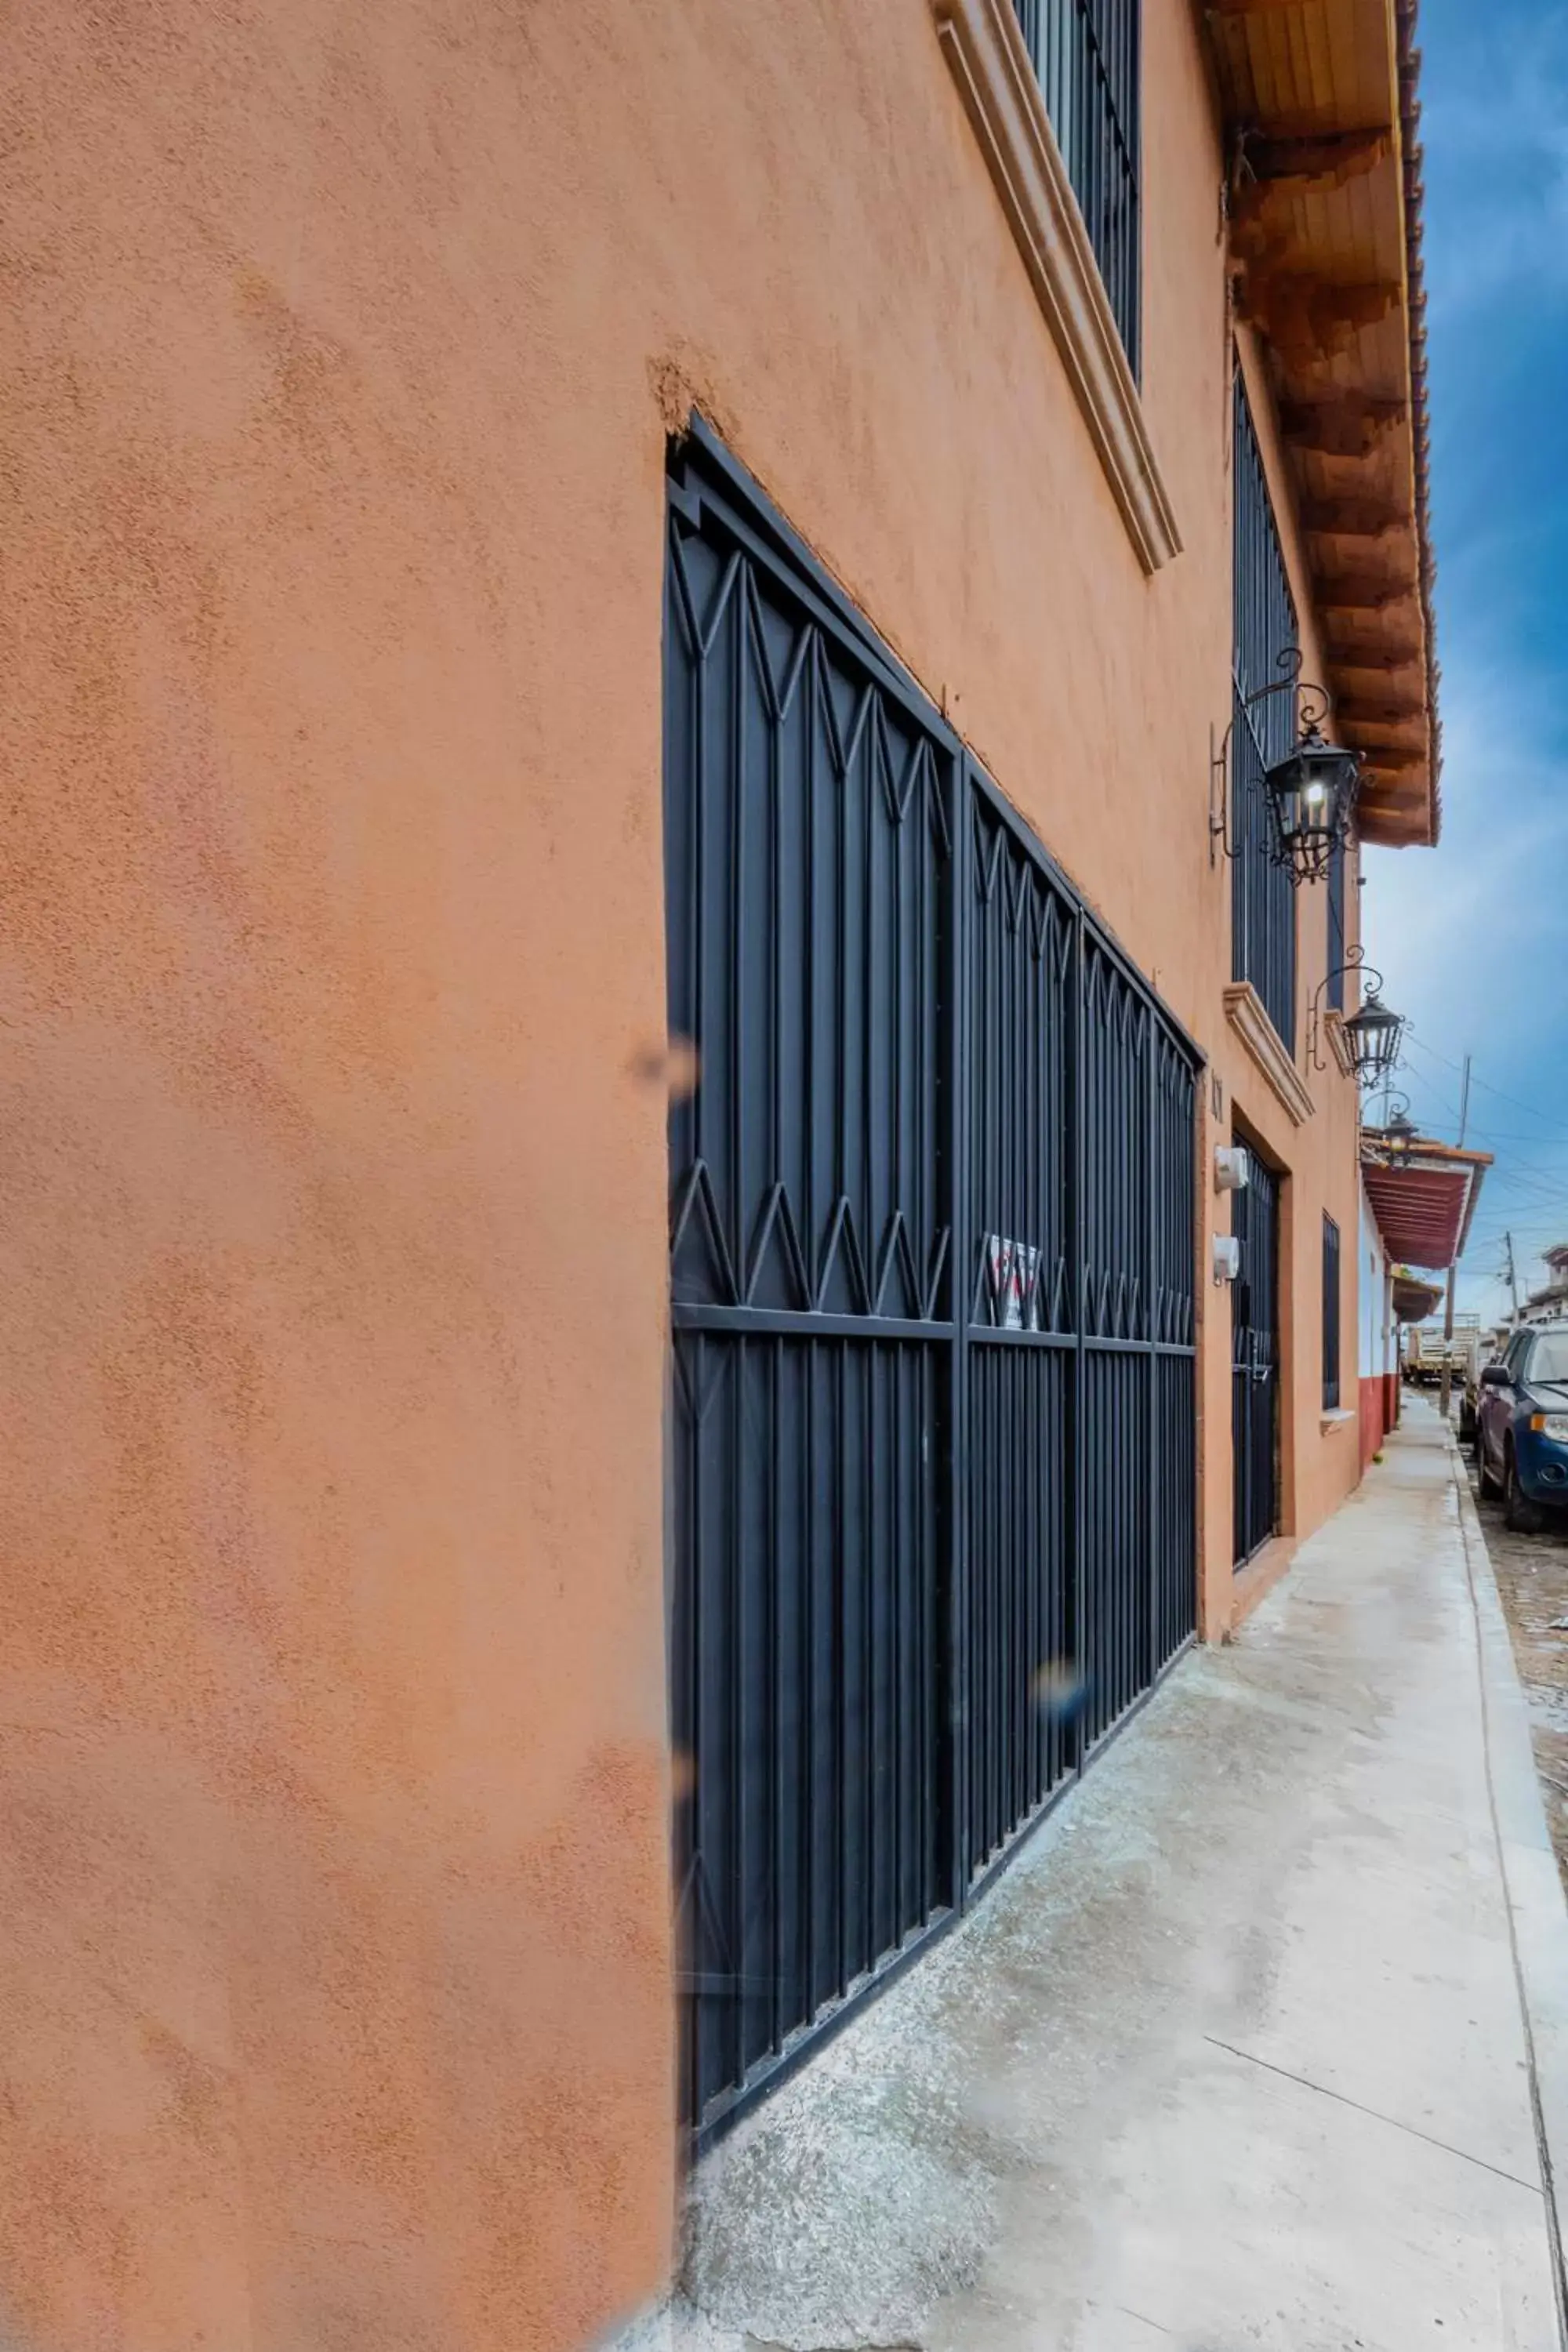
left=1212, top=1234, right=1242, bottom=1284
left=1214, top=1145, right=1250, bottom=1194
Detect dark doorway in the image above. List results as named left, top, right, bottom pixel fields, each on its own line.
left=1232, top=1142, right=1281, bottom=1567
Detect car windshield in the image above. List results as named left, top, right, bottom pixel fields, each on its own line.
left=1530, top=1335, right=1568, bottom=1385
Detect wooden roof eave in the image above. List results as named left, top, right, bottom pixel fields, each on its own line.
left=1203, top=0, right=1439, bottom=851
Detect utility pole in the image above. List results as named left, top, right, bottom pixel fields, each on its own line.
left=1439, top=1054, right=1472, bottom=1425
left=1504, top=1230, right=1521, bottom=1330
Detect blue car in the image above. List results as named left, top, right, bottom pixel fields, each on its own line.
left=1475, top=1321, right=1568, bottom=1533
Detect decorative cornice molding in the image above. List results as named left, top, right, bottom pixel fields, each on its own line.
left=1224, top=982, right=1315, bottom=1127
left=932, top=0, right=1181, bottom=575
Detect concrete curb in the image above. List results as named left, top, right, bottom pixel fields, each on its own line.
left=1448, top=1428, right=1568, bottom=2345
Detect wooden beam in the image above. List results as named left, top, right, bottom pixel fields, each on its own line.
left=1234, top=271, right=1400, bottom=365
left=1247, top=127, right=1391, bottom=181
left=1313, top=573, right=1409, bottom=609
left=1338, top=696, right=1425, bottom=728
left=1233, top=127, right=1391, bottom=202
left=1328, top=647, right=1424, bottom=676
left=1361, top=784, right=1433, bottom=808
left=1360, top=806, right=1432, bottom=832
left=1358, top=748, right=1427, bottom=775
left=1360, top=803, right=1432, bottom=828
left=1279, top=390, right=1406, bottom=458
left=1327, top=640, right=1424, bottom=672
left=1360, top=769, right=1430, bottom=793
left=1302, top=496, right=1409, bottom=539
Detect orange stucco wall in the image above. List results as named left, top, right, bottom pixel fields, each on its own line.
left=1, top=2, right=1368, bottom=2346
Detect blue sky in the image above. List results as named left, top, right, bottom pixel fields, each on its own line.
left=1365, top=0, right=1568, bottom=1322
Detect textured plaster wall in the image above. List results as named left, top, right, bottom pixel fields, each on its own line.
left=0, top=0, right=1367, bottom=2346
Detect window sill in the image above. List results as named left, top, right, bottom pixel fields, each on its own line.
left=931, top=0, right=1181, bottom=576
left=1223, top=983, right=1315, bottom=1127
left=1319, top=1407, right=1356, bottom=1434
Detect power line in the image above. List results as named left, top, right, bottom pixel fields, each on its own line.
left=1388, top=1045, right=1568, bottom=1171
left=1403, top=1030, right=1568, bottom=1138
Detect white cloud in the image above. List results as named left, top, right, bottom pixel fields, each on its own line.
left=1423, top=13, right=1568, bottom=320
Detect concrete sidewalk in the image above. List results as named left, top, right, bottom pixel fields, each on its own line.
left=655, top=1402, right=1568, bottom=2352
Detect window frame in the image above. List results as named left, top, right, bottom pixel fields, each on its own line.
left=1230, top=365, right=1299, bottom=1054
left=1322, top=1212, right=1342, bottom=1411
left=1010, top=0, right=1142, bottom=379
left=932, top=0, right=1180, bottom=574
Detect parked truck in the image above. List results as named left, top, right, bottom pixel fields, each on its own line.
left=1403, top=1317, right=1483, bottom=1392
left=1403, top=1316, right=1508, bottom=1439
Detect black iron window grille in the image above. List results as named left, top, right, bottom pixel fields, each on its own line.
left=1322, top=1214, right=1342, bottom=1410
left=1231, top=370, right=1298, bottom=1051
left=1011, top=0, right=1142, bottom=374
left=1326, top=833, right=1347, bottom=1013
left=665, top=421, right=1197, bottom=2143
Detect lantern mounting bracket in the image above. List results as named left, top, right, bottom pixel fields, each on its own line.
left=1308, top=944, right=1384, bottom=1077
left=1209, top=645, right=1357, bottom=886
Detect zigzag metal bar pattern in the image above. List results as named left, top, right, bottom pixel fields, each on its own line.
left=666, top=503, right=951, bottom=1330
left=969, top=810, right=1073, bottom=1338
left=1081, top=941, right=1150, bottom=1342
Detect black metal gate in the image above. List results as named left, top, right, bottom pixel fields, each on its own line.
left=1231, top=1143, right=1280, bottom=1566
left=666, top=423, right=1198, bottom=2141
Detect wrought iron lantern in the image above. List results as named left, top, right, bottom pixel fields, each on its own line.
left=1381, top=1095, right=1419, bottom=1158
left=1262, top=721, right=1362, bottom=884
left=1210, top=647, right=1361, bottom=887
left=1306, top=946, right=1405, bottom=1087
left=1338, top=989, right=1405, bottom=1088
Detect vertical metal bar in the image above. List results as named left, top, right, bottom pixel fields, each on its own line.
left=800, top=642, right=818, bottom=2025
left=915, top=764, right=930, bottom=1921
left=731, top=572, right=746, bottom=1293
left=831, top=673, right=848, bottom=1999
left=862, top=713, right=876, bottom=1965
left=800, top=1335, right=815, bottom=2014
left=681, top=547, right=704, bottom=2123
left=890, top=1340, right=902, bottom=1949
left=1069, top=906, right=1087, bottom=1772
left=768, top=641, right=785, bottom=2063
left=947, top=752, right=971, bottom=1908
left=833, top=1343, right=847, bottom=1998
left=731, top=583, right=752, bottom=2087
left=1147, top=1025, right=1159, bottom=1682
left=769, top=1334, right=782, bottom=2061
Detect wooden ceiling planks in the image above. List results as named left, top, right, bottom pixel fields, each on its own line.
left=1204, top=0, right=1437, bottom=848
